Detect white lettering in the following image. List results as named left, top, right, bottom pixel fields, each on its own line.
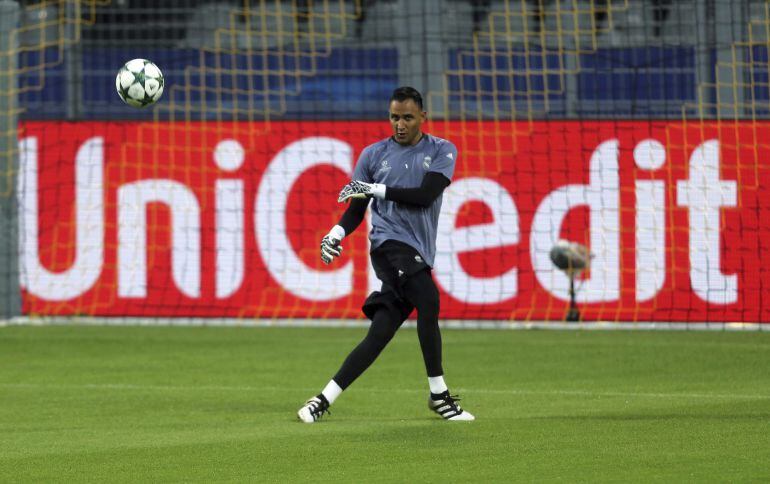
left=676, top=140, right=737, bottom=304
left=214, top=139, right=246, bottom=299
left=18, top=137, right=104, bottom=300
left=17, top=130, right=746, bottom=312
left=634, top=139, right=666, bottom=301
left=216, top=179, right=244, bottom=298
left=255, top=137, right=353, bottom=301
left=531, top=140, right=620, bottom=302
left=118, top=180, right=201, bottom=298
left=435, top=177, right=519, bottom=304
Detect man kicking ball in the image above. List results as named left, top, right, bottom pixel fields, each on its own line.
left=297, top=86, right=474, bottom=423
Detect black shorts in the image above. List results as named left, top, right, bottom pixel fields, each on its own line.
left=361, top=240, right=431, bottom=322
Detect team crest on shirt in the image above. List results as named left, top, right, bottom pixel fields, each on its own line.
left=423, top=156, right=432, bottom=169
left=375, top=159, right=391, bottom=176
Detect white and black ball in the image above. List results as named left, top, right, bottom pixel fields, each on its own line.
left=115, top=58, right=164, bottom=108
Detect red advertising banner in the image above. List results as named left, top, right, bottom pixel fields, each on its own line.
left=17, top=120, right=770, bottom=322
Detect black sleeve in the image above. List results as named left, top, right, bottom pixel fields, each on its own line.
left=384, top=171, right=450, bottom=208
left=338, top=198, right=368, bottom=235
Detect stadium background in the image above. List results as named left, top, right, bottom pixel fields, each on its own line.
left=1, top=0, right=769, bottom=324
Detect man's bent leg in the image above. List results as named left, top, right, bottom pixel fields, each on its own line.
left=332, top=306, right=402, bottom=389
left=298, top=304, right=402, bottom=423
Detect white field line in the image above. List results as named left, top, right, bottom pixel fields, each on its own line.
left=2, top=382, right=768, bottom=401
left=1, top=316, right=769, bottom=332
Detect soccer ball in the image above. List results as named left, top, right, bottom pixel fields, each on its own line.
left=115, top=58, right=164, bottom=108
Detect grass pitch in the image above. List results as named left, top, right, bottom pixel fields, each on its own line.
left=1, top=325, right=769, bottom=482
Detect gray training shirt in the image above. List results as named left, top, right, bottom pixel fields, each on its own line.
left=352, top=134, right=457, bottom=267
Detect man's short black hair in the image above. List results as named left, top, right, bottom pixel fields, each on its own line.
left=390, top=86, right=424, bottom=110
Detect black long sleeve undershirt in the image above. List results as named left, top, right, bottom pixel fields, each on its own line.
left=385, top=171, right=450, bottom=207
left=337, top=172, right=450, bottom=236
left=338, top=198, right=368, bottom=235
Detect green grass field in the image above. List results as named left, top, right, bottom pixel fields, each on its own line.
left=1, top=325, right=769, bottom=482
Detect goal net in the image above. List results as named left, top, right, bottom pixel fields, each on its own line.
left=3, top=0, right=769, bottom=324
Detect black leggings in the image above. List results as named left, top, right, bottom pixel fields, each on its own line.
left=333, top=269, right=443, bottom=389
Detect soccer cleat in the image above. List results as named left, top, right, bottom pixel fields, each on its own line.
left=297, top=394, right=330, bottom=423
left=428, top=391, right=475, bottom=421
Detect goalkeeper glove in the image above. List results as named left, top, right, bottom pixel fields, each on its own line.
left=338, top=180, right=386, bottom=203
left=320, top=225, right=346, bottom=265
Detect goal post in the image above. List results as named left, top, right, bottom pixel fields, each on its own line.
left=0, top=0, right=20, bottom=319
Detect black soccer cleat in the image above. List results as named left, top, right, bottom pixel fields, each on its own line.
left=428, top=391, right=475, bottom=421
left=297, top=394, right=331, bottom=423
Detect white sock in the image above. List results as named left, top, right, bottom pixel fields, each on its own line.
left=321, top=379, right=343, bottom=405
left=428, top=376, right=448, bottom=395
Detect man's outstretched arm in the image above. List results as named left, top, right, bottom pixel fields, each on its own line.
left=385, top=172, right=450, bottom=207
left=338, top=172, right=450, bottom=208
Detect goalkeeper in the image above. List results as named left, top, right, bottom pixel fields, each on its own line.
left=297, top=87, right=474, bottom=422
